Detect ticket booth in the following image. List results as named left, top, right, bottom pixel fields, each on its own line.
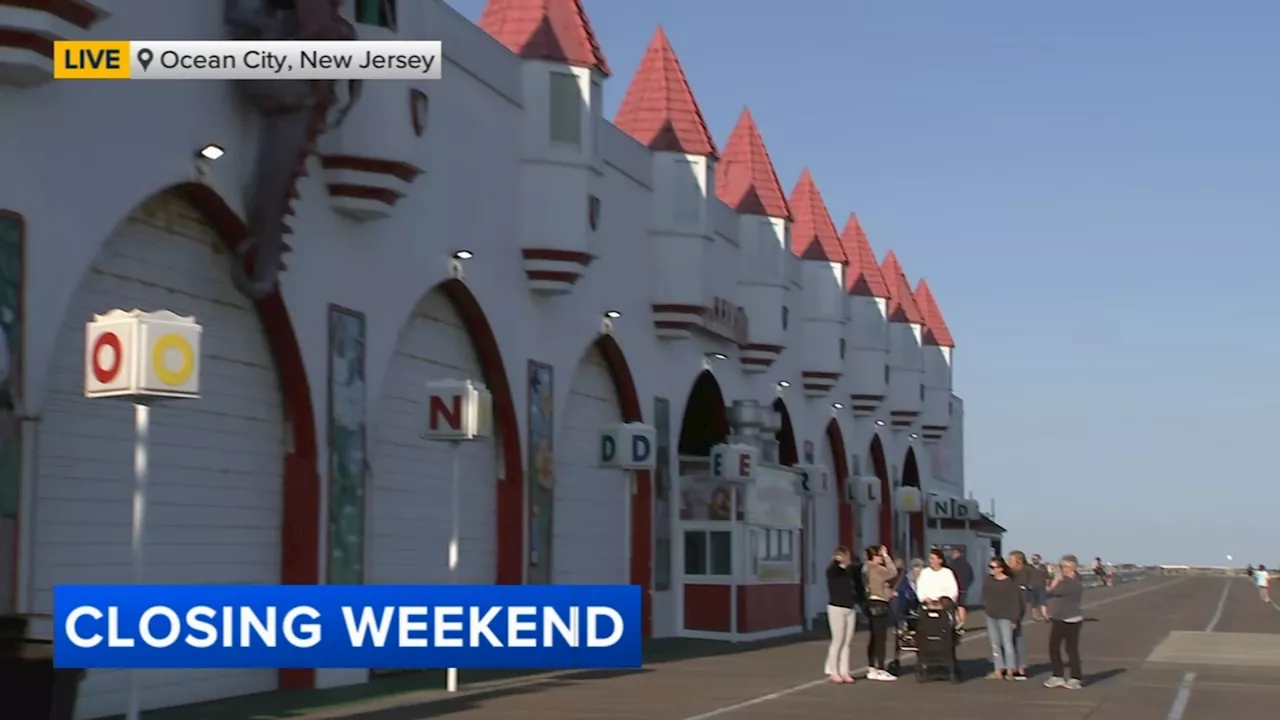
left=676, top=443, right=805, bottom=641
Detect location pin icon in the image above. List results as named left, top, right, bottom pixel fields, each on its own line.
left=138, top=48, right=153, bottom=71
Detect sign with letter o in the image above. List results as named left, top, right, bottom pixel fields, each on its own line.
left=85, top=309, right=202, bottom=400
left=151, top=333, right=195, bottom=386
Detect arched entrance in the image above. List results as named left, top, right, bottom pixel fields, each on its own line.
left=678, top=370, right=729, bottom=456
left=35, top=186, right=320, bottom=716
left=870, top=434, right=892, bottom=549
left=551, top=334, right=651, bottom=635
left=369, top=279, right=522, bottom=594
left=903, top=447, right=924, bottom=557
left=770, top=398, right=798, bottom=466
left=806, top=418, right=848, bottom=622
left=826, top=420, right=851, bottom=549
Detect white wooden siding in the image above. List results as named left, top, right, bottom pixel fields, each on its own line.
left=370, top=289, right=497, bottom=585
left=35, top=191, right=284, bottom=718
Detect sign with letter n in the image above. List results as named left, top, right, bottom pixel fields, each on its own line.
left=423, top=379, right=492, bottom=441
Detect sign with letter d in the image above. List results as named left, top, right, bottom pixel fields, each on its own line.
left=710, top=443, right=756, bottom=483
left=599, top=423, right=656, bottom=470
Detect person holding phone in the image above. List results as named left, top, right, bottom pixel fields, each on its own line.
left=1042, top=555, right=1086, bottom=689
left=824, top=546, right=864, bottom=683
left=862, top=545, right=899, bottom=680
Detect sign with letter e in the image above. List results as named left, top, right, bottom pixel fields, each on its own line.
left=599, top=423, right=656, bottom=470
left=423, top=379, right=492, bottom=440
left=710, top=443, right=757, bottom=483
left=85, top=309, right=202, bottom=399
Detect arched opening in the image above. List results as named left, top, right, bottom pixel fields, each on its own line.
left=826, top=420, right=852, bottom=548
left=585, top=334, right=652, bottom=637
left=402, top=279, right=524, bottom=587
left=903, top=447, right=924, bottom=557
left=677, top=370, right=728, bottom=455
left=869, top=434, right=892, bottom=550
left=770, top=398, right=798, bottom=466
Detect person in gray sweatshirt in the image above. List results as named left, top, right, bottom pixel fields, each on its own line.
left=982, top=556, right=1025, bottom=680
left=1041, top=554, right=1086, bottom=689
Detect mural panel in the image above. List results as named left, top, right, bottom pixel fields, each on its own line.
left=327, top=306, right=367, bottom=585
left=653, top=397, right=671, bottom=590
left=526, top=360, right=554, bottom=583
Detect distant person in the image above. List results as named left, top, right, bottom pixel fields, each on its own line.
left=917, top=548, right=960, bottom=608
left=1256, top=565, right=1271, bottom=604
left=1042, top=555, right=1086, bottom=690
left=983, top=556, right=1023, bottom=680
left=1029, top=554, right=1049, bottom=620
left=1093, top=557, right=1107, bottom=585
left=1245, top=564, right=1254, bottom=578
left=949, top=546, right=975, bottom=627
left=862, top=545, right=899, bottom=681
left=824, top=546, right=863, bottom=684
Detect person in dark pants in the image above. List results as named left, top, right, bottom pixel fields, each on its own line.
left=1042, top=554, right=1086, bottom=689
left=948, top=547, right=975, bottom=627
left=862, top=545, right=899, bottom=680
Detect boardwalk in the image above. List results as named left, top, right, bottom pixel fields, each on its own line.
left=119, top=576, right=1280, bottom=720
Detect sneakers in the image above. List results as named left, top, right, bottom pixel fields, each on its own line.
left=868, top=668, right=897, bottom=681
left=1044, top=676, right=1066, bottom=688
left=1013, top=672, right=1028, bottom=681
left=1065, top=678, right=1083, bottom=690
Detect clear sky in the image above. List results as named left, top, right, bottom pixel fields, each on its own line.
left=445, top=1, right=1280, bottom=566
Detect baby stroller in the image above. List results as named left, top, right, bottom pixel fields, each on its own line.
left=888, top=576, right=919, bottom=675
left=912, top=599, right=961, bottom=683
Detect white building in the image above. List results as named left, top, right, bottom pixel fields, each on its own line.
left=0, top=0, right=1001, bottom=716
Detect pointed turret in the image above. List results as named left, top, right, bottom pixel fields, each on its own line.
left=614, top=27, right=717, bottom=157
left=879, top=251, right=924, bottom=430
left=840, top=215, right=891, bottom=415
left=716, top=109, right=789, bottom=219
left=629, top=28, right=736, bottom=344
left=785, top=170, right=846, bottom=396
left=479, top=0, right=609, bottom=75
left=914, top=279, right=955, bottom=441
left=719, top=108, right=791, bottom=372
left=788, top=170, right=845, bottom=262
left=483, top=0, right=610, bottom=296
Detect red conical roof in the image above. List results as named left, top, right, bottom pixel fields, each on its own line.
left=715, top=108, right=790, bottom=219
left=914, top=279, right=955, bottom=347
left=839, top=214, right=889, bottom=297
left=788, top=170, right=845, bottom=262
left=478, top=0, right=609, bottom=75
left=879, top=251, right=923, bottom=324
left=614, top=27, right=717, bottom=157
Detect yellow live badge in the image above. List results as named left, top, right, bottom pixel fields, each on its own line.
left=54, top=41, right=131, bottom=79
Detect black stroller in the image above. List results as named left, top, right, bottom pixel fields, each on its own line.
left=911, top=599, right=962, bottom=683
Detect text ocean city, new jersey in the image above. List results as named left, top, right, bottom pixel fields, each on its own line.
left=128, top=41, right=444, bottom=80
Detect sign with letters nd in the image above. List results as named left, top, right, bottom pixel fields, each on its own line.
left=953, top=498, right=980, bottom=521
left=795, top=464, right=829, bottom=496
left=423, top=379, right=492, bottom=441
left=895, top=486, right=923, bottom=513
left=926, top=492, right=954, bottom=520
left=710, top=443, right=756, bottom=483
left=599, top=423, right=656, bottom=470
left=84, top=309, right=202, bottom=399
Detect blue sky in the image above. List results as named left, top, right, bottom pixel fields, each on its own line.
left=446, top=1, right=1280, bottom=566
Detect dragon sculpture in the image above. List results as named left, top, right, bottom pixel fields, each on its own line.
left=224, top=0, right=364, bottom=299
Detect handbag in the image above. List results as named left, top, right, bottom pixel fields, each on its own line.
left=867, top=600, right=890, bottom=617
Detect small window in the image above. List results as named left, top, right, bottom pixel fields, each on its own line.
left=355, top=0, right=396, bottom=30
left=920, top=385, right=925, bottom=401
left=839, top=338, right=846, bottom=359
left=549, top=72, right=582, bottom=145
left=684, top=530, right=708, bottom=575
left=884, top=366, right=891, bottom=384
left=781, top=306, right=789, bottom=330
left=709, top=531, right=732, bottom=575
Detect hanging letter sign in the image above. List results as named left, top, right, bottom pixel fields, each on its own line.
left=895, top=486, right=923, bottom=514
left=423, top=379, right=492, bottom=441
left=953, top=498, right=980, bottom=521
left=710, top=443, right=756, bottom=483
left=85, top=309, right=202, bottom=399
left=599, top=422, right=656, bottom=470
left=858, top=476, right=882, bottom=506
left=795, top=464, right=830, bottom=496
left=926, top=492, right=954, bottom=520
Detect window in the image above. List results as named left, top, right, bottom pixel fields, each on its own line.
left=920, top=385, right=925, bottom=401
left=549, top=72, right=582, bottom=145
left=781, top=306, right=789, bottom=330
left=839, top=338, right=846, bottom=359
left=755, top=528, right=796, bottom=564
left=684, top=529, right=731, bottom=576
left=672, top=158, right=703, bottom=223
left=884, top=366, right=890, bottom=384
left=355, top=0, right=396, bottom=30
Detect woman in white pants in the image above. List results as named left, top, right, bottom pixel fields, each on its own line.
left=825, top=546, right=864, bottom=683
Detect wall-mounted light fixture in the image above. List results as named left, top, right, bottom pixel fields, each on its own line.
left=453, top=250, right=473, bottom=260
left=909, top=432, right=919, bottom=440
left=832, top=402, right=844, bottom=410
left=604, top=310, right=621, bottom=319
left=449, top=250, right=472, bottom=280
left=777, top=381, right=790, bottom=388
left=198, top=144, right=225, bottom=160
left=709, top=353, right=727, bottom=360
left=875, top=420, right=886, bottom=427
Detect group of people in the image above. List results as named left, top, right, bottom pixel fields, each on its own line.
left=824, top=544, right=1087, bottom=689
left=1246, top=564, right=1271, bottom=603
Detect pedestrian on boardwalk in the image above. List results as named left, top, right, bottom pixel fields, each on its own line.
left=949, top=546, right=975, bottom=628
left=1042, top=554, right=1086, bottom=690
left=824, top=546, right=864, bottom=684
left=917, top=548, right=960, bottom=608
left=862, top=545, right=899, bottom=681
left=1007, top=550, right=1039, bottom=677
left=1255, top=564, right=1271, bottom=603
left=983, top=556, right=1024, bottom=680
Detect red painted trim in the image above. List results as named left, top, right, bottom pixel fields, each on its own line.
left=526, top=270, right=581, bottom=284
left=739, top=357, right=773, bottom=366
left=593, top=334, right=651, bottom=638
left=177, top=184, right=319, bottom=691
left=520, top=248, right=594, bottom=265
left=326, top=184, right=404, bottom=205
left=683, top=583, right=731, bottom=632
left=319, top=155, right=422, bottom=182
left=826, top=420, right=852, bottom=549
left=0, top=29, right=51, bottom=58
left=437, top=280, right=524, bottom=587
left=1, top=0, right=99, bottom=29
left=737, top=583, right=803, bottom=633
left=801, top=371, right=841, bottom=380
left=869, top=434, right=892, bottom=551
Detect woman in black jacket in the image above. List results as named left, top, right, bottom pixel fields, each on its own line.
left=824, top=546, right=865, bottom=683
